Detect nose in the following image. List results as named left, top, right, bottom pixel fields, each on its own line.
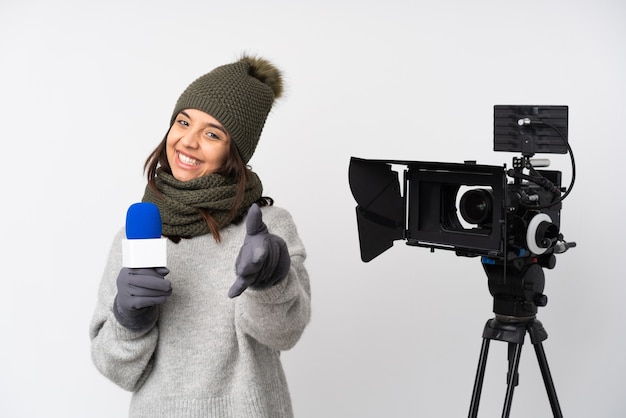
left=180, top=129, right=200, bottom=148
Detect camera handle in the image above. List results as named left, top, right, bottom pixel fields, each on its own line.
left=468, top=263, right=564, bottom=418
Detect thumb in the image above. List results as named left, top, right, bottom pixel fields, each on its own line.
left=246, top=203, right=268, bottom=236
left=155, top=267, right=170, bottom=277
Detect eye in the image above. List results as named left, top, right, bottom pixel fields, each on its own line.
left=177, top=119, right=190, bottom=127
left=205, top=130, right=222, bottom=140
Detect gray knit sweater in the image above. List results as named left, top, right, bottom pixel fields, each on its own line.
left=90, top=206, right=311, bottom=417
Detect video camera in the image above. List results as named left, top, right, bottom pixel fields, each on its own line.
left=349, top=105, right=575, bottom=267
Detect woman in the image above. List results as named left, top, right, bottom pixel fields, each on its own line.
left=90, top=54, right=311, bottom=418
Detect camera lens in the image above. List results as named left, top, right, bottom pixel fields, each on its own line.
left=460, top=189, right=493, bottom=225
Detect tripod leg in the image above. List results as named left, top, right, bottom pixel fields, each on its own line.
left=468, top=338, right=490, bottom=418
left=501, top=343, right=522, bottom=418
left=533, top=342, right=563, bottom=418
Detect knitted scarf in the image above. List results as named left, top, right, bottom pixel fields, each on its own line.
left=142, top=168, right=263, bottom=238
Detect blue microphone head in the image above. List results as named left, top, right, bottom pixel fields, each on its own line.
left=125, top=202, right=163, bottom=239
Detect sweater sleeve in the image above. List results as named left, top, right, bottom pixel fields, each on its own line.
left=89, top=229, right=160, bottom=392
left=234, top=207, right=311, bottom=351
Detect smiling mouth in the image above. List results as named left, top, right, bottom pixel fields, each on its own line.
left=178, top=151, right=201, bottom=166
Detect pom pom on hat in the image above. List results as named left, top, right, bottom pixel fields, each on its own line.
left=240, top=55, right=283, bottom=100
left=171, top=54, right=283, bottom=163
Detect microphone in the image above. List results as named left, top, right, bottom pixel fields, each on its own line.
left=122, top=202, right=167, bottom=268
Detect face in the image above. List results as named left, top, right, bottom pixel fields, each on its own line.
left=166, top=109, right=231, bottom=182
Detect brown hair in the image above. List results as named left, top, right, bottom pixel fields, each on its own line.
left=143, top=131, right=272, bottom=242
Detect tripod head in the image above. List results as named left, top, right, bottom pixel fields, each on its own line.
left=481, top=230, right=575, bottom=319
left=483, top=256, right=550, bottom=319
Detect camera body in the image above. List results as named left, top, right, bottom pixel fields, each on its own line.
left=405, top=159, right=562, bottom=262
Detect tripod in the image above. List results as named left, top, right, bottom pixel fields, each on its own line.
left=468, top=260, right=563, bottom=418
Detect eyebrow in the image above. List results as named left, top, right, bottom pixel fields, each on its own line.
left=180, top=110, right=228, bottom=136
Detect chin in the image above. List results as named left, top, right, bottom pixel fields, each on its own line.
left=171, top=170, right=195, bottom=182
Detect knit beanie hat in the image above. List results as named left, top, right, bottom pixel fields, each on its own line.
left=170, top=54, right=283, bottom=163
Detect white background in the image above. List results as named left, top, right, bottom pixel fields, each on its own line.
left=1, top=0, right=624, bottom=417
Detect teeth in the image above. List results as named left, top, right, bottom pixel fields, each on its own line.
left=179, top=152, right=199, bottom=166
